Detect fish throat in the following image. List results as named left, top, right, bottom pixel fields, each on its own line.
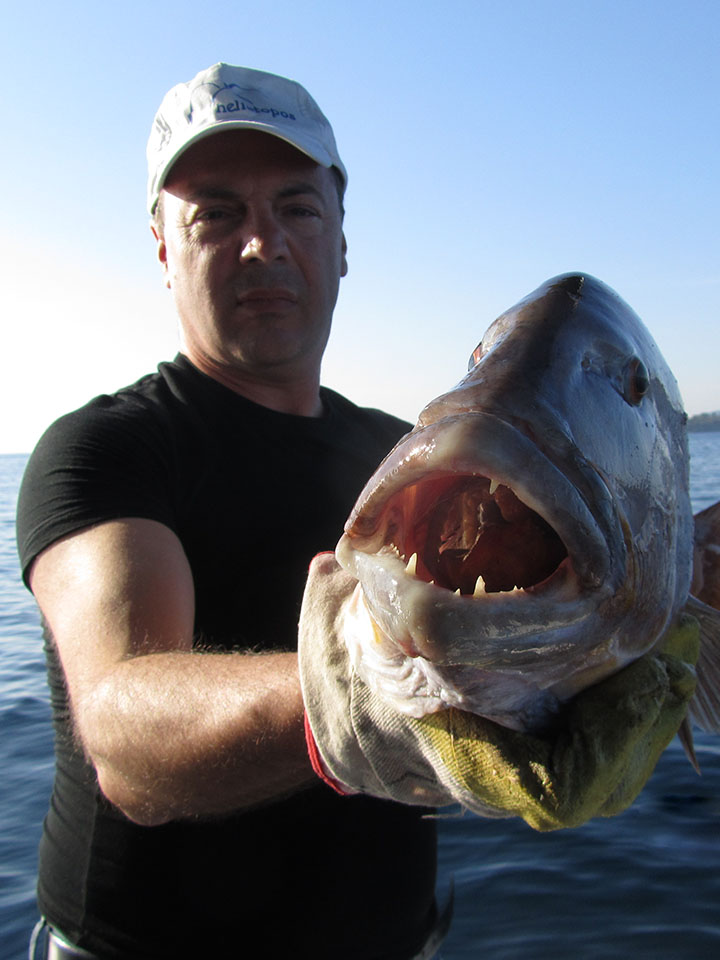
left=382, top=475, right=568, bottom=595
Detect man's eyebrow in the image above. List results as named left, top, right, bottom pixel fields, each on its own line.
left=183, top=182, right=327, bottom=204
left=186, top=186, right=238, bottom=203
left=276, top=182, right=326, bottom=201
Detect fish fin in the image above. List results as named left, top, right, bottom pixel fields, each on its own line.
left=677, top=715, right=701, bottom=774
left=682, top=595, right=720, bottom=735
left=692, top=500, right=720, bottom=608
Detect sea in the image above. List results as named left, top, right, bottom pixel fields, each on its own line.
left=1, top=437, right=719, bottom=960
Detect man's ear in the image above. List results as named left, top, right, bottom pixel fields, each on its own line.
left=150, top=221, right=171, bottom=289
left=340, top=232, right=348, bottom=278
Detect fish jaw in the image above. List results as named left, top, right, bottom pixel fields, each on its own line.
left=340, top=581, right=567, bottom=731
left=336, top=411, right=623, bottom=688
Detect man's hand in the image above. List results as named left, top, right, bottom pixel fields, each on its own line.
left=299, top=554, right=699, bottom=830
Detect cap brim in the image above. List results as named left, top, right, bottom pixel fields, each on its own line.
left=151, top=120, right=343, bottom=213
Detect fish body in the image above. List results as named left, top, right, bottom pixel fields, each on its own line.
left=336, top=274, right=719, bottom=735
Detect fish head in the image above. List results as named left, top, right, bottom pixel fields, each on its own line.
left=336, top=274, right=693, bottom=720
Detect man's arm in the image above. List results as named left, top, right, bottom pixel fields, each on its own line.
left=29, top=517, right=315, bottom=826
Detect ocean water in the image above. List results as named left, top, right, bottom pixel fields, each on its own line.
left=1, top=439, right=719, bottom=960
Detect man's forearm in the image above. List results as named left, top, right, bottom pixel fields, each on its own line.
left=29, top=519, right=317, bottom=825
left=76, top=649, right=315, bottom=825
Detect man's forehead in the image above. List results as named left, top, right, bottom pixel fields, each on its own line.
left=164, top=129, right=327, bottom=191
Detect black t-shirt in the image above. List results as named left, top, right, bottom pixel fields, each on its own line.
left=17, top=356, right=437, bottom=959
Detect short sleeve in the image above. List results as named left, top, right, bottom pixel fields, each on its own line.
left=16, top=393, right=179, bottom=586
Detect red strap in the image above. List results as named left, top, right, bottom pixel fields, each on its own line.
left=304, top=711, right=352, bottom=796
left=308, top=550, right=335, bottom=571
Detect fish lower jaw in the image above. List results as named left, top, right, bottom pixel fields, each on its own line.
left=336, top=538, right=583, bottom=615
left=403, top=549, right=545, bottom=598
left=336, top=537, right=612, bottom=668
left=388, top=545, right=580, bottom=602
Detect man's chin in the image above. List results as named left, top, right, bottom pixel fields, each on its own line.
left=226, top=322, right=330, bottom=372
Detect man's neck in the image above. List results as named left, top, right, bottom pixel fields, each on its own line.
left=182, top=351, right=325, bottom=418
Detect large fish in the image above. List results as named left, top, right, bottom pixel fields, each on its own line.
left=336, top=274, right=720, bottom=750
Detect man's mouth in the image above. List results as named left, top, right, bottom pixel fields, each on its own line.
left=237, top=288, right=298, bottom=309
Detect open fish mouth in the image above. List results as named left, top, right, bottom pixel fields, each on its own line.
left=368, top=472, right=569, bottom=597
left=337, top=413, right=617, bottom=664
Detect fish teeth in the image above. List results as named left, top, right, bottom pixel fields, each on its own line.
left=405, top=552, right=418, bottom=576
left=473, top=575, right=487, bottom=597
left=489, top=478, right=500, bottom=495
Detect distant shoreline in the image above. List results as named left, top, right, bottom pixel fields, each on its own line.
left=688, top=412, right=720, bottom=433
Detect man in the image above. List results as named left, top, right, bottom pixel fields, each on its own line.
left=18, top=64, right=439, bottom=959
left=18, top=62, right=699, bottom=960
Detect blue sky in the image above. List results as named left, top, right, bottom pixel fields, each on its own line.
left=3, top=0, right=718, bottom=452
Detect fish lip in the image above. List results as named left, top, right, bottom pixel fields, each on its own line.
left=335, top=539, right=597, bottom=666
left=343, top=411, right=616, bottom=593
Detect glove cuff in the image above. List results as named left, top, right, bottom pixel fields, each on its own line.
left=303, top=711, right=356, bottom=796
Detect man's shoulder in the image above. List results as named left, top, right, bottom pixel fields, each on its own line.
left=16, top=359, right=203, bottom=584
left=38, top=356, right=202, bottom=440
left=321, top=386, right=412, bottom=445
left=85, top=357, right=186, bottom=414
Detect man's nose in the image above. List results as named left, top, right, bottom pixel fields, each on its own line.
left=240, top=211, right=287, bottom=263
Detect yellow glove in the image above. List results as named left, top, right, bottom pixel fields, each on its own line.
left=415, top=614, right=699, bottom=830
left=299, top=554, right=699, bottom=831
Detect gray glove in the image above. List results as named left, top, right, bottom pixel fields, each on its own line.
left=299, top=553, right=699, bottom=830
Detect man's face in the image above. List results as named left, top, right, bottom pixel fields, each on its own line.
left=155, top=131, right=347, bottom=387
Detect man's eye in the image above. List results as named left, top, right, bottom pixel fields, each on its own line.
left=286, top=205, right=319, bottom=218
left=196, top=208, right=229, bottom=222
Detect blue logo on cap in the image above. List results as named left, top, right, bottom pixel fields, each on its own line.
left=211, top=83, right=296, bottom=122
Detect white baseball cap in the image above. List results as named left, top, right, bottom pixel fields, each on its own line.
left=146, top=63, right=347, bottom=214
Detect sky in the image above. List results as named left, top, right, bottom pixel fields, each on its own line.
left=3, top=0, right=718, bottom=453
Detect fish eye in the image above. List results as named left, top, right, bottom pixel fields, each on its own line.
left=623, top=357, right=649, bottom=405
left=468, top=343, right=484, bottom=371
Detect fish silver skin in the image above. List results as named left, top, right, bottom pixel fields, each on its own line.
left=336, top=274, right=720, bottom=736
